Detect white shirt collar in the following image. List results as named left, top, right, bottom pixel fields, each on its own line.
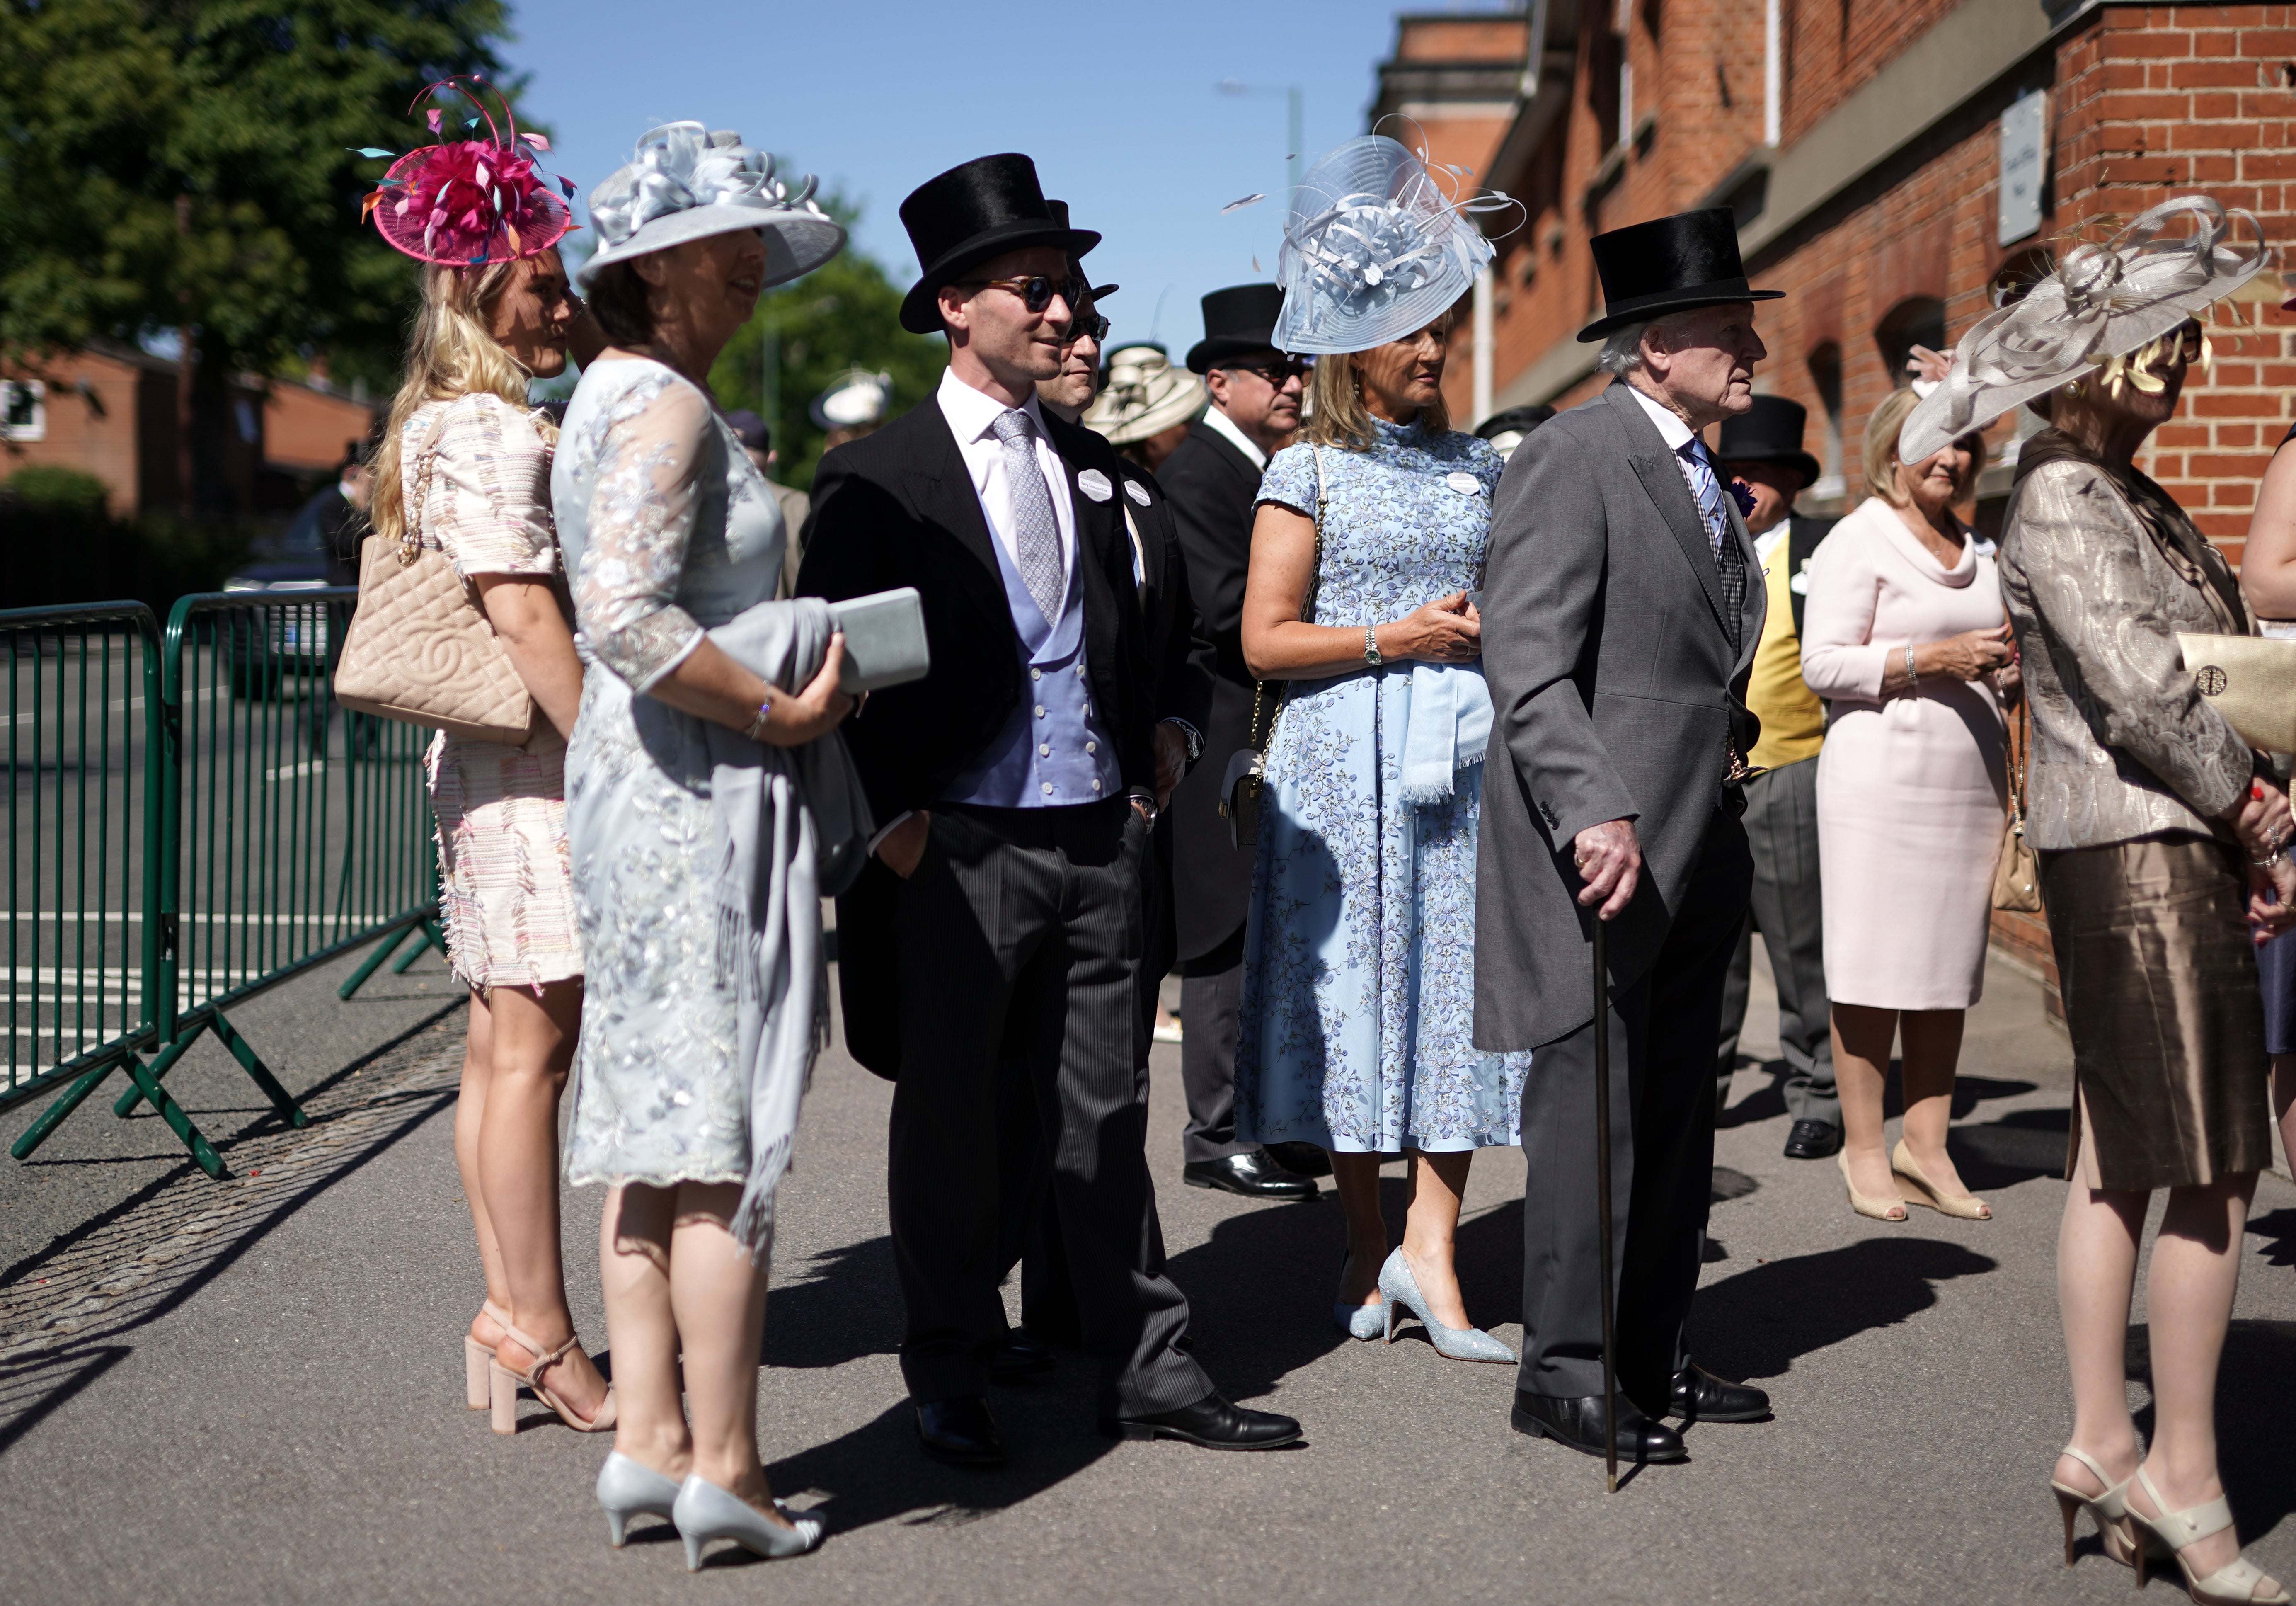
left=1201, top=403, right=1269, bottom=472
left=1623, top=380, right=1700, bottom=454
left=937, top=366, right=1048, bottom=444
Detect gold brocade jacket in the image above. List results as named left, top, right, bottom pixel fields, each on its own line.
left=1997, top=438, right=2253, bottom=852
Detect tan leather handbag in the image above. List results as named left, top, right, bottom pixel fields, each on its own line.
left=1991, top=703, right=2041, bottom=912
left=333, top=411, right=541, bottom=747
left=2176, top=632, right=2296, bottom=756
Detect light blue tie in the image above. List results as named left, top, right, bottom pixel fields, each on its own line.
left=991, top=409, right=1067, bottom=621
left=1677, top=441, right=1728, bottom=558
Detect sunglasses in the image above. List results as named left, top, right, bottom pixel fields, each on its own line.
left=1221, top=358, right=1314, bottom=385
left=954, top=272, right=1087, bottom=316
left=1068, top=309, right=1110, bottom=343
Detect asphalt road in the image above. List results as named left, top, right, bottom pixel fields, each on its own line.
left=2, top=942, right=2294, bottom=1606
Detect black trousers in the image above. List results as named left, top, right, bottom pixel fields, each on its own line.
left=890, top=801, right=1209, bottom=1418
left=1177, top=925, right=1250, bottom=1165
left=1516, top=810, right=1752, bottom=1409
left=1715, top=757, right=1838, bottom=1126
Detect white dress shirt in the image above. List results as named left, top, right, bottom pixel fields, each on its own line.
left=1201, top=402, right=1269, bottom=472
left=937, top=367, right=1077, bottom=575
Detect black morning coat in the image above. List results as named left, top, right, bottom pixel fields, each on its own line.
left=1152, top=417, right=1267, bottom=961
left=793, top=395, right=1204, bottom=1077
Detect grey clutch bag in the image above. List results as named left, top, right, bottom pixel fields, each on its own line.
left=827, top=586, right=931, bottom=693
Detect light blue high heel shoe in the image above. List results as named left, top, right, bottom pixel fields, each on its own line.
left=1332, top=1249, right=1385, bottom=1341
left=671, top=1473, right=826, bottom=1571
left=1376, top=1247, right=1517, bottom=1364
left=595, top=1451, right=681, bottom=1548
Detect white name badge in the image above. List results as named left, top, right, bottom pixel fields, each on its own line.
left=1446, top=471, right=1483, bottom=496
left=1077, top=468, right=1114, bottom=502
left=1124, top=478, right=1153, bottom=506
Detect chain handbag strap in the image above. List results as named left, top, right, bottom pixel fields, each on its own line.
left=397, top=406, right=454, bottom=569
left=1245, top=443, right=1328, bottom=749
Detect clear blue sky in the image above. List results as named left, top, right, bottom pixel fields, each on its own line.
left=503, top=1, right=1518, bottom=354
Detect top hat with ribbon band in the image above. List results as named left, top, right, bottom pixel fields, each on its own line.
left=1578, top=208, right=1783, bottom=342
left=898, top=153, right=1100, bottom=335
left=1715, top=395, right=1821, bottom=488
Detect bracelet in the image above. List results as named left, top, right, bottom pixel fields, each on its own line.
left=2254, top=847, right=2284, bottom=869
left=1364, top=625, right=1383, bottom=668
left=1903, top=645, right=1918, bottom=688
left=742, top=700, right=773, bottom=742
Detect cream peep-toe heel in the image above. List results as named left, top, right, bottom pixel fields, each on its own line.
left=2128, top=1466, right=2290, bottom=1604
left=1891, top=1139, right=1992, bottom=1220
left=2050, top=1446, right=2139, bottom=1570
left=488, top=1315, right=616, bottom=1435
left=1838, top=1149, right=1907, bottom=1221
left=464, top=1300, right=511, bottom=1411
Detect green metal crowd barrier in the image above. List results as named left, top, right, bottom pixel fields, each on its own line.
left=2, top=590, right=442, bottom=1179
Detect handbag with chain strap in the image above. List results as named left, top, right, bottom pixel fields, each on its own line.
left=1218, top=445, right=1327, bottom=850
left=333, top=406, right=543, bottom=746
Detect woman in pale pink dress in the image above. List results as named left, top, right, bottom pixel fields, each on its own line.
left=1801, top=385, right=2018, bottom=1224
left=361, top=95, right=610, bottom=1432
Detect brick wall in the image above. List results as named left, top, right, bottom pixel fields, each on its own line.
left=1778, top=0, right=1969, bottom=146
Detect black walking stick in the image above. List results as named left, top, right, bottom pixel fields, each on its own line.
left=1592, top=915, right=1619, bottom=1493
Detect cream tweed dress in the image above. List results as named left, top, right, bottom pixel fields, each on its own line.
left=400, top=391, right=583, bottom=991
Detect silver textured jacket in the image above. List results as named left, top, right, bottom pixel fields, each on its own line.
left=1996, top=450, right=2250, bottom=851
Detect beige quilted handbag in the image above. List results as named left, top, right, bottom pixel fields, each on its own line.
left=334, top=410, right=540, bottom=746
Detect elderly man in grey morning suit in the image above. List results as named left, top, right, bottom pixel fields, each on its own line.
left=1476, top=209, right=1782, bottom=1465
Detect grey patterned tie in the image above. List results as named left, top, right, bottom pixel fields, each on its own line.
left=991, top=409, right=1067, bottom=621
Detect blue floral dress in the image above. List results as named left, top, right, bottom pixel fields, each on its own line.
left=1234, top=416, right=1528, bottom=1154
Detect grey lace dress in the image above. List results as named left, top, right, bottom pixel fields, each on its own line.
left=553, top=357, right=789, bottom=1190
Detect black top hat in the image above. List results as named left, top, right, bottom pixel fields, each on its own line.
left=1186, top=284, right=1287, bottom=373
left=1715, top=395, right=1821, bottom=489
left=1578, top=208, right=1783, bottom=341
left=899, top=154, right=1101, bottom=335
left=1046, top=201, right=1117, bottom=303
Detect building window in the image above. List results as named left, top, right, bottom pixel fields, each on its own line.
left=2, top=380, right=46, bottom=442
left=1875, top=297, right=1946, bottom=391
left=1807, top=343, right=1844, bottom=504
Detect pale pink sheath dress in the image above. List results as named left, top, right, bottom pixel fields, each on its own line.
left=1800, top=496, right=2008, bottom=1012
left=400, top=392, right=583, bottom=992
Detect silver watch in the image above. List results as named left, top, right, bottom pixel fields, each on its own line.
left=1364, top=625, right=1383, bottom=668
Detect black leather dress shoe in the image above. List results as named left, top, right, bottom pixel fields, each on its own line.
left=1782, top=1119, right=1843, bottom=1160
left=1667, top=1365, right=1771, bottom=1423
left=1182, top=1150, right=1318, bottom=1200
left=1509, top=1390, right=1687, bottom=1463
left=915, top=1397, right=1005, bottom=1467
left=989, top=1331, right=1056, bottom=1383
left=1101, top=1393, right=1302, bottom=1450
left=1265, top=1140, right=1333, bottom=1178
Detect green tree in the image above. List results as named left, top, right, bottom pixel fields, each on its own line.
left=707, top=193, right=946, bottom=491
left=0, top=0, right=521, bottom=507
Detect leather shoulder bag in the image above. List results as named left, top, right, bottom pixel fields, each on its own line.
left=1991, top=703, right=2041, bottom=912
left=334, top=405, right=543, bottom=747
left=1218, top=445, right=1326, bottom=851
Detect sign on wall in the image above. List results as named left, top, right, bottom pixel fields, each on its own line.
left=1999, top=89, right=2046, bottom=246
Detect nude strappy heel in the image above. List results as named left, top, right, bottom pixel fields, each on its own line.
left=1892, top=1138, right=1992, bottom=1220
left=1838, top=1149, right=1907, bottom=1221
left=487, top=1315, right=616, bottom=1435
left=2051, top=1445, right=2139, bottom=1570
left=2128, top=1465, right=2289, bottom=1605
left=464, top=1299, right=512, bottom=1411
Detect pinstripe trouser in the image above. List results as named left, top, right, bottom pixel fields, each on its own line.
left=887, top=799, right=1211, bottom=1419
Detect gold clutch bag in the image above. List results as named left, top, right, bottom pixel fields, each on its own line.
left=2176, top=633, right=2296, bottom=755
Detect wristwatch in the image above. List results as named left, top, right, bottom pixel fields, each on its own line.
left=1364, top=625, right=1383, bottom=668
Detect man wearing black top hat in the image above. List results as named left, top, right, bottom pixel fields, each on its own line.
left=796, top=154, right=1299, bottom=1466
left=1711, top=396, right=1842, bottom=1162
left=1155, top=284, right=1321, bottom=1200
left=1475, top=209, right=1778, bottom=1464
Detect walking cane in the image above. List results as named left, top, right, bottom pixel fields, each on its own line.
left=1592, top=915, right=1619, bottom=1493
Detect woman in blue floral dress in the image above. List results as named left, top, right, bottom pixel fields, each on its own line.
left=1235, top=304, right=1530, bottom=1362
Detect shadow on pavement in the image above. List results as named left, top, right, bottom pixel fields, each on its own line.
left=1717, top=1064, right=2039, bottom=1132
left=1690, top=1236, right=1999, bottom=1385
left=2126, top=1319, right=2296, bottom=1544
left=763, top=1235, right=903, bottom=1369
left=1950, top=1106, right=2070, bottom=1190
left=2250, top=1208, right=2296, bottom=1269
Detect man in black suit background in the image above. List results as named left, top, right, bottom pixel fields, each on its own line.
left=1712, top=395, right=1843, bottom=1160
left=797, top=155, right=1296, bottom=1467
left=1155, top=285, right=1320, bottom=1201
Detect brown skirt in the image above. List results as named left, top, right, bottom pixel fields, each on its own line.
left=2039, top=832, right=2272, bottom=1191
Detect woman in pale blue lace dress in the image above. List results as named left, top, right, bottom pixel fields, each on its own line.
left=555, top=121, right=850, bottom=1562
left=1235, top=317, right=1529, bottom=1362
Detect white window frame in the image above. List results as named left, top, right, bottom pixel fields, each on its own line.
left=1, top=380, right=47, bottom=442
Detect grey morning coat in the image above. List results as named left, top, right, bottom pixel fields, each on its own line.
left=1472, top=380, right=1767, bottom=1052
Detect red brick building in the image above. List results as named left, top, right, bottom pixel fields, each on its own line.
left=1372, top=0, right=2296, bottom=997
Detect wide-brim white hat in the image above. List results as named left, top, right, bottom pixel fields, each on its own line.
left=1272, top=132, right=1518, bottom=355
left=576, top=122, right=845, bottom=292
left=1083, top=344, right=1206, bottom=445
left=1899, top=196, right=2267, bottom=461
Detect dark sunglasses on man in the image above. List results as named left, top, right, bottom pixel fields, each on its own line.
left=1219, top=357, right=1314, bottom=386
left=953, top=272, right=1088, bottom=317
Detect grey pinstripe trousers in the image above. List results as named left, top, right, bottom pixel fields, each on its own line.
left=887, top=800, right=1211, bottom=1418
